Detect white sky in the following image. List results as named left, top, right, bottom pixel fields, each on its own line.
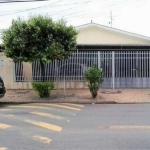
left=0, top=0, right=150, bottom=37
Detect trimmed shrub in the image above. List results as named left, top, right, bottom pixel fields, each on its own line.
left=84, top=64, right=103, bottom=98
left=32, top=82, right=54, bottom=98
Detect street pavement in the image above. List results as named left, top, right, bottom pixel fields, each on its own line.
left=1, top=104, right=150, bottom=150
left=0, top=103, right=84, bottom=150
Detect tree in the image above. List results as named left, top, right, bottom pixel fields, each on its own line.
left=84, top=64, right=103, bottom=98
left=2, top=15, right=78, bottom=81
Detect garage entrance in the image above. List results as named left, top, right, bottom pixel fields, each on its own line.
left=78, top=45, right=150, bottom=88
left=99, top=51, right=150, bottom=88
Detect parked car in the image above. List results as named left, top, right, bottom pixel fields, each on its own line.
left=57, top=63, right=89, bottom=76
left=0, top=77, right=6, bottom=98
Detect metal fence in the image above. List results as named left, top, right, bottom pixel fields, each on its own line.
left=114, top=51, right=150, bottom=88
left=14, top=50, right=150, bottom=88
left=14, top=51, right=98, bottom=82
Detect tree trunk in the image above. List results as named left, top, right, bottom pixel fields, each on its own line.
left=40, top=60, right=45, bottom=82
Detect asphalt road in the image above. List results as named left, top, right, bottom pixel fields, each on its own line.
left=1, top=103, right=150, bottom=150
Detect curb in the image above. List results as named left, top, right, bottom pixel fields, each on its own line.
left=1, top=101, right=150, bottom=105
left=0, top=101, right=116, bottom=105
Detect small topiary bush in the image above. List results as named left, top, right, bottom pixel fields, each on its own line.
left=84, top=64, right=103, bottom=98
left=32, top=82, right=54, bottom=98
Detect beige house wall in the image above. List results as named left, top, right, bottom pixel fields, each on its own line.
left=0, top=53, right=33, bottom=89
left=77, top=27, right=150, bottom=45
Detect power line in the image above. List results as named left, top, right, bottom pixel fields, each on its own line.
left=60, top=0, right=145, bottom=23
left=0, top=0, right=91, bottom=16
left=47, top=1, right=91, bottom=17
left=0, top=0, right=51, bottom=3
left=0, top=0, right=90, bottom=14
left=56, top=7, right=109, bottom=22
left=0, top=0, right=62, bottom=16
left=0, top=0, right=146, bottom=25
left=54, top=1, right=119, bottom=21
left=0, top=1, right=91, bottom=23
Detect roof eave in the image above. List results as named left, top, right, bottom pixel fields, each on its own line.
left=76, top=23, right=150, bottom=41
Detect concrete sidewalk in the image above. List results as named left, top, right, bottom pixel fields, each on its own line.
left=0, top=89, right=150, bottom=104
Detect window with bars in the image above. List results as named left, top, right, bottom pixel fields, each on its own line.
left=14, top=61, right=24, bottom=82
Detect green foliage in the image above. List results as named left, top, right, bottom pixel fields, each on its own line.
left=32, top=82, right=54, bottom=98
left=2, top=15, right=78, bottom=82
left=2, top=16, right=78, bottom=63
left=84, top=64, right=103, bottom=98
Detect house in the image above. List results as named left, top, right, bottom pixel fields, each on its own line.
left=76, top=23, right=150, bottom=88
left=1, top=22, right=150, bottom=89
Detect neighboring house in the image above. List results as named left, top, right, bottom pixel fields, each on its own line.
left=1, top=22, right=150, bottom=89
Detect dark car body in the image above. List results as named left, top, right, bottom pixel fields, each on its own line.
left=0, top=77, right=6, bottom=97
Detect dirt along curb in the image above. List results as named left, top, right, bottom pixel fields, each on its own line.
left=1, top=89, right=150, bottom=105
left=0, top=100, right=117, bottom=105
